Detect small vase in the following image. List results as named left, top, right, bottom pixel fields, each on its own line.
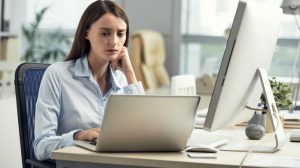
left=245, top=124, right=265, bottom=140
left=246, top=112, right=266, bottom=140
left=248, top=112, right=266, bottom=129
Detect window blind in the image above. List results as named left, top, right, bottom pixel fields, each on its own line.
left=26, top=0, right=96, bottom=30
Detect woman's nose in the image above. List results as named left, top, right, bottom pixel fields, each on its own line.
left=108, top=34, right=118, bottom=46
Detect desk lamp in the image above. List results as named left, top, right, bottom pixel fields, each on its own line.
left=281, top=0, right=300, bottom=111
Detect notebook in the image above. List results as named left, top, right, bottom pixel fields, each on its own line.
left=290, top=129, right=300, bottom=142
left=74, top=94, right=200, bottom=152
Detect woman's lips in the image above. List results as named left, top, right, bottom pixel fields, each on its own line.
left=105, top=49, right=118, bottom=55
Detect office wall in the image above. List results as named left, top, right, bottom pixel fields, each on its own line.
left=0, top=0, right=24, bottom=167
left=0, top=97, right=22, bottom=168
left=120, top=0, right=182, bottom=76
left=1, top=0, right=25, bottom=35
left=1, top=0, right=26, bottom=61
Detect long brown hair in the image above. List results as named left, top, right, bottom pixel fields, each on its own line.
left=65, top=0, right=129, bottom=61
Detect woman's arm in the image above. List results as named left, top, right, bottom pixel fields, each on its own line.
left=111, top=47, right=137, bottom=84
left=33, top=66, right=80, bottom=161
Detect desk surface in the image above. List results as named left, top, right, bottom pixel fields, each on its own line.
left=52, top=127, right=300, bottom=168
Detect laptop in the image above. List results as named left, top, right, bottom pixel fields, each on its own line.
left=74, top=95, right=200, bottom=152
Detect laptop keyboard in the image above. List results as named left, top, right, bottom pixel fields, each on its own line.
left=89, top=140, right=97, bottom=146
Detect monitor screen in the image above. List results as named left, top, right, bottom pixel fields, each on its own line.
left=203, top=0, right=282, bottom=131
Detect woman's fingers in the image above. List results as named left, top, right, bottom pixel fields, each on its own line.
left=87, top=128, right=100, bottom=140
left=74, top=128, right=100, bottom=141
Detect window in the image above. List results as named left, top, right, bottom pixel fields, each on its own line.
left=181, top=0, right=300, bottom=80
left=25, top=0, right=96, bottom=30
left=22, top=0, right=97, bottom=62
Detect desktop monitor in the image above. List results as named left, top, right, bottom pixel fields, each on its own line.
left=203, top=0, right=283, bottom=131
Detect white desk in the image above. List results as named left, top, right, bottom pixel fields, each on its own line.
left=52, top=127, right=300, bottom=168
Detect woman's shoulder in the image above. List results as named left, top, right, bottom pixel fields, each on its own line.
left=45, top=60, right=75, bottom=77
left=48, top=60, right=73, bottom=69
left=48, top=59, right=76, bottom=70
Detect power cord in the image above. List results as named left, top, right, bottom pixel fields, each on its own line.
left=238, top=135, right=272, bottom=168
left=238, top=110, right=281, bottom=168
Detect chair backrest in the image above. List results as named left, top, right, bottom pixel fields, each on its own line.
left=130, top=29, right=170, bottom=90
left=171, top=74, right=196, bottom=96
left=14, top=63, right=51, bottom=168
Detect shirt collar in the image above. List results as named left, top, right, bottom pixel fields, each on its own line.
left=74, top=55, right=122, bottom=90
left=75, top=55, right=90, bottom=77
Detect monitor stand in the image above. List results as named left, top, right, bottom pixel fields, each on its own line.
left=220, top=68, right=286, bottom=153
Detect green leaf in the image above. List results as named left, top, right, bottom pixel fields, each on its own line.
left=260, top=77, right=292, bottom=109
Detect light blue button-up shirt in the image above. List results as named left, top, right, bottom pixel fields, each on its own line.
left=34, top=55, right=144, bottom=161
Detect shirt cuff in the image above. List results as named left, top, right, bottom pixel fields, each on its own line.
left=62, top=129, right=83, bottom=146
left=123, top=81, right=145, bottom=94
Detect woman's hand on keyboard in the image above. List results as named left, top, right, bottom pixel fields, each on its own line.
left=73, top=128, right=100, bottom=141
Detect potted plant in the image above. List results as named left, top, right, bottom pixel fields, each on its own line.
left=260, top=77, right=292, bottom=132
left=260, top=77, right=293, bottom=110
left=246, top=77, right=293, bottom=139
left=22, top=7, right=71, bottom=63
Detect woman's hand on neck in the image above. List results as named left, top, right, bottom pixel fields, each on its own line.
left=110, top=47, right=137, bottom=84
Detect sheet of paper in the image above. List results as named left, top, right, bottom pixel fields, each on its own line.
left=244, top=155, right=300, bottom=168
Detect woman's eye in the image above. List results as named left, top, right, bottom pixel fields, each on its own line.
left=100, top=32, right=110, bottom=37
left=118, top=32, right=125, bottom=37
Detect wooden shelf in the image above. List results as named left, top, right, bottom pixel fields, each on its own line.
left=0, top=32, right=17, bottom=38
left=0, top=34, right=19, bottom=61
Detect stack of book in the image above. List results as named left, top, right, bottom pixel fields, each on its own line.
left=281, top=111, right=300, bottom=129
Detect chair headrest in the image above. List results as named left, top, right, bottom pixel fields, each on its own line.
left=132, top=30, right=166, bottom=66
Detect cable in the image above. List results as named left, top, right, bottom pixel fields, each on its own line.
left=239, top=110, right=282, bottom=168
left=238, top=135, right=273, bottom=168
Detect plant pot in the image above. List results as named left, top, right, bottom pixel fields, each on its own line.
left=248, top=112, right=266, bottom=129
left=246, top=112, right=266, bottom=140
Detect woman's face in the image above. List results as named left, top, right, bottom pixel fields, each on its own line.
left=86, top=13, right=127, bottom=63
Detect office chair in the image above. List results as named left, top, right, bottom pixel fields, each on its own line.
left=130, top=29, right=170, bottom=90
left=14, top=63, right=55, bottom=168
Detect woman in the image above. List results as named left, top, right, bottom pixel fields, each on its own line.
left=34, top=0, right=144, bottom=161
